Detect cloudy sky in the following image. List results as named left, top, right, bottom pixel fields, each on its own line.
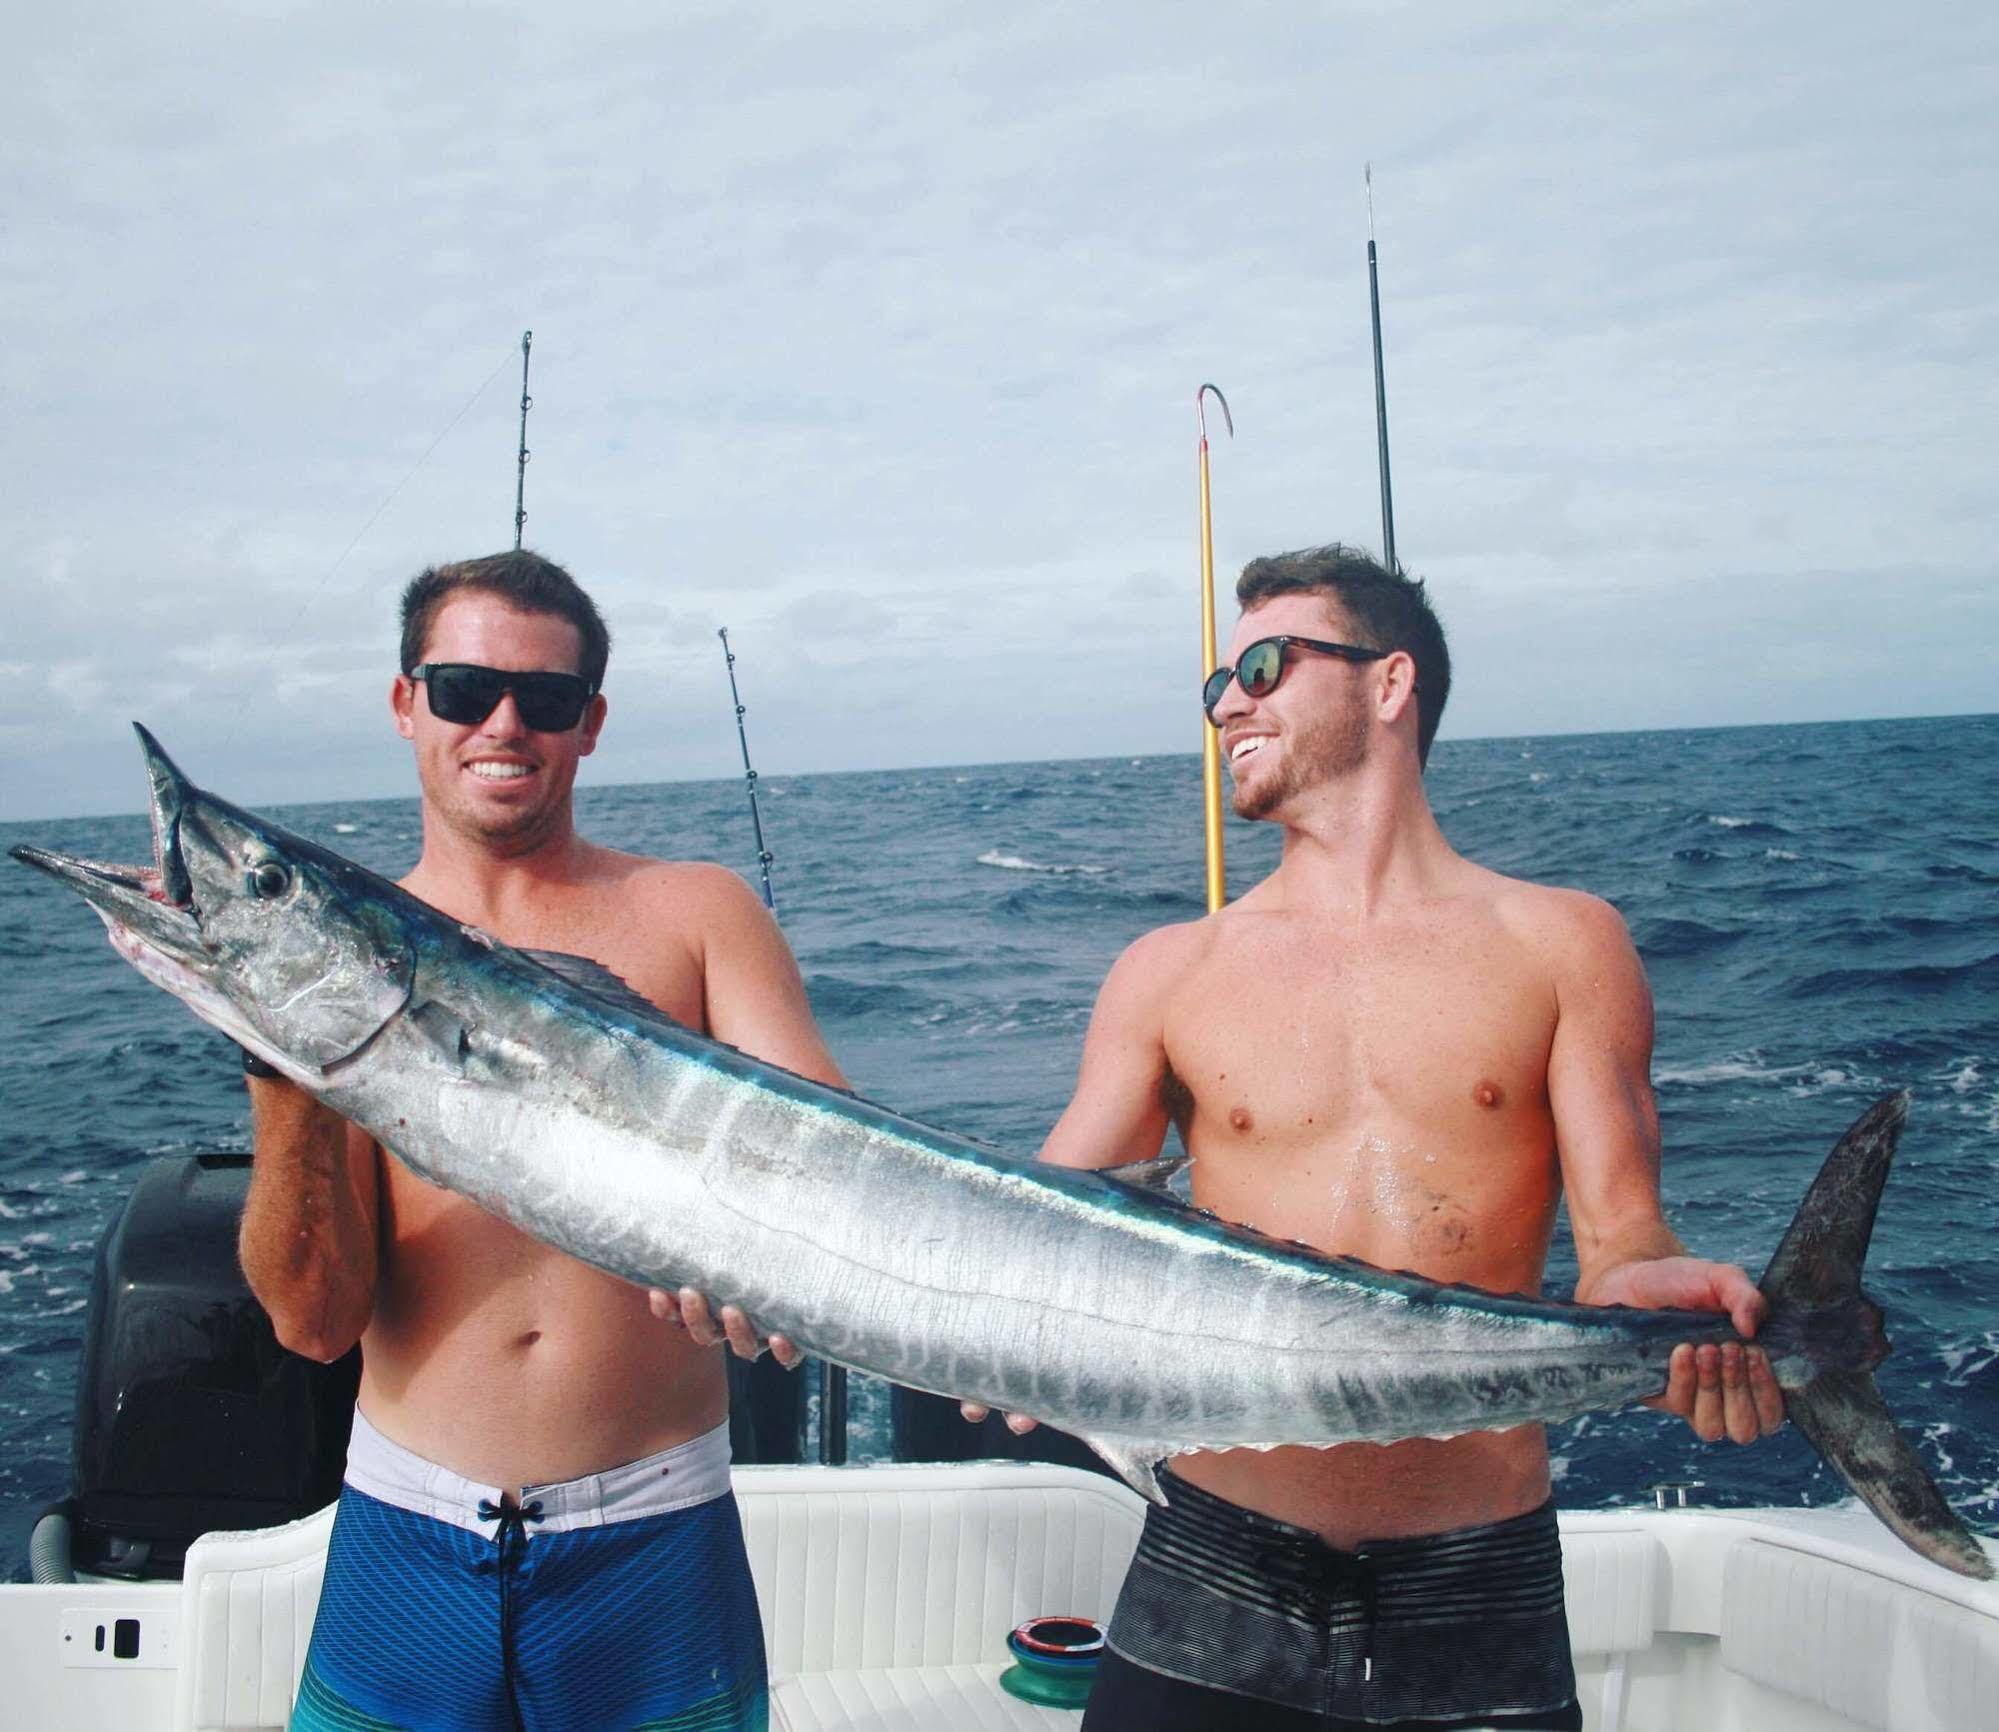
left=5, top=2, right=1994, bottom=821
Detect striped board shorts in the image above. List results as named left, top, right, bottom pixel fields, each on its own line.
left=290, top=1411, right=767, bottom=1732
left=1089, top=1467, right=1581, bottom=1731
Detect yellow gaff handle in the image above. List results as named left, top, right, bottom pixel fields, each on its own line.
left=1196, top=385, right=1233, bottom=913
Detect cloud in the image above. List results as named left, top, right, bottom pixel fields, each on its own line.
left=2, top=3, right=1994, bottom=821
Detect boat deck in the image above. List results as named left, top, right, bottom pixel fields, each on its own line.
left=4, top=1462, right=1995, bottom=1730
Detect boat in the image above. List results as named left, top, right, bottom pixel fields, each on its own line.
left=9, top=1461, right=1999, bottom=1729
left=3, top=1144, right=1995, bottom=1730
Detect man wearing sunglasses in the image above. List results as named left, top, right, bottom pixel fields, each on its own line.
left=973, top=544, right=1782, bottom=1731
left=239, top=550, right=842, bottom=1732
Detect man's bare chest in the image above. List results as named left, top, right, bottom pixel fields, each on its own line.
left=1162, top=923, right=1558, bottom=1134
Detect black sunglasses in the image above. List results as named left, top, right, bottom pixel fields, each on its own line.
left=409, top=663, right=598, bottom=733
left=1203, top=636, right=1388, bottom=721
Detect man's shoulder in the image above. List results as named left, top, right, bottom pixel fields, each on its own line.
left=1473, top=867, right=1636, bottom=971
left=1101, top=917, right=1215, bottom=1003
left=582, top=849, right=758, bottom=911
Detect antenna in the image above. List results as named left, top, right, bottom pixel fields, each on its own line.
left=513, top=330, right=533, bottom=549
left=1365, top=167, right=1397, bottom=571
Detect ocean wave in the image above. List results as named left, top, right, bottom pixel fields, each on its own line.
left=976, top=850, right=1109, bottom=877
left=1790, top=953, right=1999, bottom=997
left=1631, top=915, right=1743, bottom=958
left=1703, top=815, right=1794, bottom=840
left=1654, top=1054, right=1879, bottom=1097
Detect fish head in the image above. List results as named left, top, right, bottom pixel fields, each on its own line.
left=11, top=724, right=415, bottom=1076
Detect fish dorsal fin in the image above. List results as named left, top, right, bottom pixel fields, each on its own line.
left=522, top=948, right=676, bottom=1024
left=1102, top=1151, right=1191, bottom=1193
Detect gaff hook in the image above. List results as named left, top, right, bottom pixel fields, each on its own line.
left=1197, top=383, right=1234, bottom=447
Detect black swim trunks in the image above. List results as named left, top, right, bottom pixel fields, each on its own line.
left=1088, top=1468, right=1581, bottom=1731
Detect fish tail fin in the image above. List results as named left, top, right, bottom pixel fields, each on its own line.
left=1758, top=1093, right=1992, bottom=1579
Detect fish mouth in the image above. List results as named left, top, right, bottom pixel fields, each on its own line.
left=9, top=723, right=204, bottom=958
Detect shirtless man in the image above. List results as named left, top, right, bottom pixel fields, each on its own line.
left=975, top=545, right=1784, bottom=1731
left=240, top=551, right=840, bottom=1732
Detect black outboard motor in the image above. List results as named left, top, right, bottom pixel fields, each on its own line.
left=34, top=1151, right=808, bottom=1583
left=44, top=1153, right=358, bottom=1581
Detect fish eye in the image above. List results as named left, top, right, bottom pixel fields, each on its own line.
left=249, top=860, right=293, bottom=899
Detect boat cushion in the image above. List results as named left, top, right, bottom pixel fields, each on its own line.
left=1557, top=1527, right=1662, bottom=1656
left=772, top=1664, right=1084, bottom=1732
left=174, top=1506, right=334, bottom=1732
left=737, top=1465, right=1144, bottom=1678
left=1720, top=1537, right=1999, bottom=1732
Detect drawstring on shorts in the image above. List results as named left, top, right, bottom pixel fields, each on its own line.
left=478, top=1496, right=546, bottom=1731
left=1254, top=1540, right=1380, bottom=1684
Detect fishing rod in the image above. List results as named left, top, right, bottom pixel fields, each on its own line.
left=716, top=628, right=841, bottom=1462
left=1196, top=384, right=1233, bottom=913
left=716, top=628, right=777, bottom=911
left=513, top=330, right=533, bottom=549
left=1365, top=166, right=1397, bottom=571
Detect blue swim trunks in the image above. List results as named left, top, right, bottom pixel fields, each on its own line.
left=290, top=1412, right=766, bottom=1732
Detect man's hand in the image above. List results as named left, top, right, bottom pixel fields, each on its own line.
left=649, top=1288, right=803, bottom=1370
left=1586, top=1256, right=1785, bottom=1444
left=958, top=1400, right=1040, bottom=1436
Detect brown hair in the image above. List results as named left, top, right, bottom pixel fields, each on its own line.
left=1235, top=543, right=1451, bottom=766
left=398, top=550, right=612, bottom=689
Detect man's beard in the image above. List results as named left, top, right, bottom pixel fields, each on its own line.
left=1231, top=691, right=1371, bottom=820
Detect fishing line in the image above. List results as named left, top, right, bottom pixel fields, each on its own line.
left=225, top=343, right=520, bottom=722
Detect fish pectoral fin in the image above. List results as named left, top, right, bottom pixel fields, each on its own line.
left=522, top=949, right=675, bottom=1022
left=1102, top=1151, right=1192, bottom=1192
left=1078, top=1434, right=1173, bottom=1504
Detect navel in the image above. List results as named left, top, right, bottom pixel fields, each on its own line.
left=1474, top=1080, right=1505, bottom=1110
left=515, top=1330, right=542, bottom=1350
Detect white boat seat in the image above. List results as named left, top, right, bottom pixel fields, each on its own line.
left=1721, top=1537, right=1999, bottom=1732
left=174, top=1505, right=334, bottom=1732
left=773, top=1664, right=1087, bottom=1731
left=1556, top=1526, right=1664, bottom=1732
left=736, top=1462, right=1142, bottom=1730
left=167, top=1473, right=1681, bottom=1732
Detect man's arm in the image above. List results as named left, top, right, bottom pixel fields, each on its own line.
left=650, top=866, right=848, bottom=1364
left=238, top=1074, right=381, bottom=1363
left=1547, top=891, right=1783, bottom=1445
left=1037, top=928, right=1185, bottom=1171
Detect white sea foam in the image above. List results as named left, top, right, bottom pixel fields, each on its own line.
left=976, top=850, right=1109, bottom=877
left=1709, top=814, right=1754, bottom=828
left=1654, top=1054, right=1874, bottom=1096
left=1654, top=1057, right=1801, bottom=1086
left=1940, top=1331, right=1999, bottom=1389
left=332, top=822, right=359, bottom=834
left=1764, top=848, right=1801, bottom=861
left=1946, top=1061, right=1982, bottom=1094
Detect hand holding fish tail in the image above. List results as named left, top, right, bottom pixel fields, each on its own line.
left=1582, top=1254, right=1785, bottom=1444
left=650, top=1286, right=802, bottom=1369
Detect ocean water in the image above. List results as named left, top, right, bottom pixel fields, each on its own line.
left=2, top=713, right=1995, bottom=1580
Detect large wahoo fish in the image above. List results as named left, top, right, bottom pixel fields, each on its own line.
left=14, top=728, right=1992, bottom=1579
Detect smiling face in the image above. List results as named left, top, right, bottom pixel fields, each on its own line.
left=1213, top=593, right=1378, bottom=822
left=392, top=590, right=608, bottom=856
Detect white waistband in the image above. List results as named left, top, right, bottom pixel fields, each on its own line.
left=344, top=1408, right=735, bottom=1536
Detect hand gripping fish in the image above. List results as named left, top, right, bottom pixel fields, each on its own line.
left=13, top=728, right=1992, bottom=1579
